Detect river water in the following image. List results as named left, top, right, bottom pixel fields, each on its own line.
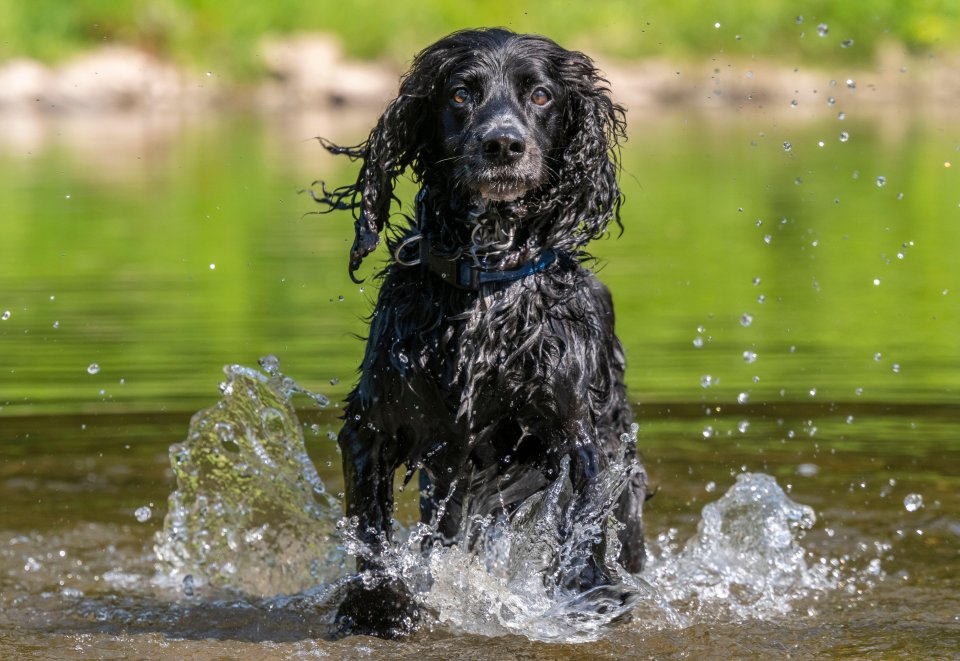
left=1, top=104, right=958, bottom=657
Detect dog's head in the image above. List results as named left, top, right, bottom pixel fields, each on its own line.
left=319, top=28, right=626, bottom=278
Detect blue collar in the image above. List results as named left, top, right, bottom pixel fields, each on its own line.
left=418, top=240, right=558, bottom=290
left=394, top=189, right=562, bottom=290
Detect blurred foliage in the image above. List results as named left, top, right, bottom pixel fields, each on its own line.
left=0, top=0, right=959, bottom=78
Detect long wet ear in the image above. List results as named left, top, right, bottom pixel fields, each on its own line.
left=553, top=51, right=627, bottom=247
left=312, top=63, right=436, bottom=280
left=323, top=91, right=425, bottom=280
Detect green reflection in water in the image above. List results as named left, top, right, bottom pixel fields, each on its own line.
left=0, top=113, right=958, bottom=416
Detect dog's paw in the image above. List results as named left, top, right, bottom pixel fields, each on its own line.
left=334, top=574, right=421, bottom=638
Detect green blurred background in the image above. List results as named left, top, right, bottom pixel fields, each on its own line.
left=1, top=0, right=959, bottom=75
left=0, top=1, right=958, bottom=417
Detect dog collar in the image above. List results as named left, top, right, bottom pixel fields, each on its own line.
left=393, top=189, right=560, bottom=290
left=419, top=240, right=557, bottom=290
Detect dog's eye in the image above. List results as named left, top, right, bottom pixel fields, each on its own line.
left=530, top=88, right=551, bottom=106
left=451, top=87, right=471, bottom=106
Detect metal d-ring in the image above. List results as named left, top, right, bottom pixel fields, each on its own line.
left=394, top=234, right=423, bottom=266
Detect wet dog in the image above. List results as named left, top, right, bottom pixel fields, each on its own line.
left=313, top=28, right=647, bottom=636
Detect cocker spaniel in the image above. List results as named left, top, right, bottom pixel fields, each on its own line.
left=313, top=27, right=647, bottom=636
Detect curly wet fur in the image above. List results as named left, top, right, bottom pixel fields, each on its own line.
left=313, top=28, right=646, bottom=637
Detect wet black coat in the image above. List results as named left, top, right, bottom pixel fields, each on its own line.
left=313, top=28, right=647, bottom=636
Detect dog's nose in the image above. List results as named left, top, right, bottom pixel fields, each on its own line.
left=481, top=127, right=526, bottom=163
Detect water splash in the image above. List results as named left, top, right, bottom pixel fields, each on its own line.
left=154, top=363, right=858, bottom=642
left=647, top=473, right=835, bottom=619
left=424, top=453, right=652, bottom=641
left=154, top=361, right=342, bottom=596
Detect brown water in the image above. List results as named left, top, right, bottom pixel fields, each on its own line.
left=1, top=103, right=959, bottom=657
left=2, top=370, right=958, bottom=658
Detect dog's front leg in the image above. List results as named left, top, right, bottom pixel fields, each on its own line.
left=338, top=418, right=395, bottom=566
left=335, top=416, right=418, bottom=636
left=533, top=414, right=615, bottom=592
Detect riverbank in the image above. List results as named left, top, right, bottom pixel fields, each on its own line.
left=1, top=34, right=958, bottom=119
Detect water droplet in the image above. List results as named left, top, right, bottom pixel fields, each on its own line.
left=827, top=96, right=836, bottom=106
left=817, top=23, right=828, bottom=37
left=740, top=313, right=754, bottom=327
left=764, top=235, right=772, bottom=244
left=876, top=175, right=886, bottom=187
left=796, top=15, right=804, bottom=24
left=700, top=375, right=715, bottom=388
left=326, top=430, right=337, bottom=441
left=737, top=392, right=750, bottom=404
left=790, top=99, right=799, bottom=107
left=839, top=131, right=849, bottom=142
left=338, top=295, right=345, bottom=302
left=846, top=79, right=856, bottom=89
left=702, top=425, right=714, bottom=438
left=714, top=21, right=721, bottom=29
left=797, top=463, right=819, bottom=477
left=873, top=278, right=881, bottom=286
left=809, top=387, right=817, bottom=397
left=737, top=420, right=750, bottom=433
left=135, top=506, right=152, bottom=522
left=692, top=336, right=704, bottom=348
left=845, top=415, right=855, bottom=424
left=87, top=363, right=100, bottom=375
left=258, top=354, right=280, bottom=374
left=757, top=294, right=766, bottom=304
left=329, top=377, right=340, bottom=386
left=783, top=141, right=792, bottom=152
left=53, top=320, right=59, bottom=329
left=903, top=493, right=923, bottom=512
left=1, top=310, right=9, bottom=321
left=752, top=277, right=761, bottom=286
left=183, top=574, right=195, bottom=596
left=398, top=352, right=409, bottom=364
left=874, top=352, right=882, bottom=361
left=209, top=263, right=216, bottom=270
left=892, top=363, right=901, bottom=373
left=743, top=350, right=757, bottom=364
left=705, top=481, right=717, bottom=493
left=817, top=140, right=825, bottom=147
left=841, top=39, right=854, bottom=48
left=855, top=387, right=864, bottom=396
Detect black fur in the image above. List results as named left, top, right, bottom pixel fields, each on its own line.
left=313, top=28, right=647, bottom=636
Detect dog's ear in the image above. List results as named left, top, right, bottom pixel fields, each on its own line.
left=554, top=51, right=627, bottom=246
left=348, top=95, right=421, bottom=277
left=314, top=69, right=435, bottom=281
left=348, top=85, right=434, bottom=280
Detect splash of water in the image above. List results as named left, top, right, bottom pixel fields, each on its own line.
left=154, top=361, right=853, bottom=641
left=155, top=359, right=341, bottom=596
left=420, top=452, right=644, bottom=640
left=647, top=472, right=835, bottom=620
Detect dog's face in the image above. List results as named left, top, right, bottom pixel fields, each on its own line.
left=437, top=43, right=566, bottom=203
left=316, top=29, right=626, bottom=277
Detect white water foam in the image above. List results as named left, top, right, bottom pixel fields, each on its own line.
left=154, top=360, right=864, bottom=642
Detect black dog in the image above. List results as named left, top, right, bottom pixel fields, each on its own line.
left=314, top=28, right=647, bottom=636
